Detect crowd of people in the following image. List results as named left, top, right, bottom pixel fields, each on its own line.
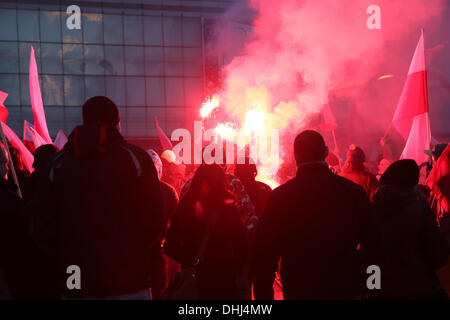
left=0, top=96, right=449, bottom=300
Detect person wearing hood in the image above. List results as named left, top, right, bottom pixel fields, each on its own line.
left=340, top=144, right=379, bottom=199
left=373, top=159, right=449, bottom=299
left=32, top=96, right=164, bottom=299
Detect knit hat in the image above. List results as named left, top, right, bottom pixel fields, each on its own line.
left=82, top=96, right=120, bottom=126
left=380, top=159, right=419, bottom=187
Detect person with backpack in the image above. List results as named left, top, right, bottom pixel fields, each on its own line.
left=164, top=164, right=247, bottom=299
left=32, top=96, right=164, bottom=299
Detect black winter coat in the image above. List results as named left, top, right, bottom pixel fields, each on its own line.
left=373, top=185, right=449, bottom=299
left=32, top=123, right=164, bottom=298
left=164, top=193, right=248, bottom=299
left=253, top=163, right=383, bottom=300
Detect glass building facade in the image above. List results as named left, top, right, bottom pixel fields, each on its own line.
left=0, top=0, right=234, bottom=149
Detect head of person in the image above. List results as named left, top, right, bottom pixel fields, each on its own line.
left=33, top=144, right=58, bottom=171
left=346, top=144, right=365, bottom=163
left=202, top=143, right=228, bottom=172
left=294, top=130, right=328, bottom=165
left=342, top=144, right=366, bottom=171
left=234, top=157, right=257, bottom=182
left=424, top=143, right=448, bottom=162
left=82, top=96, right=121, bottom=130
left=189, top=164, right=227, bottom=202
left=9, top=146, right=25, bottom=172
left=378, top=158, right=391, bottom=176
left=147, top=149, right=163, bottom=180
left=0, top=142, right=9, bottom=179
left=380, top=159, right=419, bottom=188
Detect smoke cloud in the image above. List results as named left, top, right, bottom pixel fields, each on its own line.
left=212, top=0, right=447, bottom=181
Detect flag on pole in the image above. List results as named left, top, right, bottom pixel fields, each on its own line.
left=155, top=117, right=173, bottom=152
left=0, top=91, right=8, bottom=123
left=1, top=122, right=34, bottom=173
left=30, top=45, right=52, bottom=144
left=392, top=30, right=430, bottom=165
left=54, top=129, right=68, bottom=149
left=23, top=120, right=46, bottom=153
left=319, top=104, right=338, bottom=132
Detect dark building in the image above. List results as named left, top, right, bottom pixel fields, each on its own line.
left=0, top=0, right=237, bottom=150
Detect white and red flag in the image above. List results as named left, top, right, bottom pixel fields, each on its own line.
left=1, top=122, right=34, bottom=173
left=392, top=30, right=431, bottom=165
left=30, top=45, right=52, bottom=144
left=155, top=117, right=173, bottom=152
left=0, top=91, right=8, bottom=123
left=23, top=120, right=46, bottom=153
left=54, top=129, right=68, bottom=149
left=319, top=104, right=338, bottom=132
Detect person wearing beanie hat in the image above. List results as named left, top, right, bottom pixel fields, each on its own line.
left=32, top=96, right=164, bottom=300
left=372, top=159, right=449, bottom=299
left=82, top=96, right=120, bottom=128
left=340, top=144, right=379, bottom=199
left=379, top=159, right=419, bottom=187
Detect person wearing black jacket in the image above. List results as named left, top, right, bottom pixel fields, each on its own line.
left=32, top=96, right=164, bottom=299
left=252, top=130, right=383, bottom=300
left=373, top=160, right=449, bottom=299
left=164, top=164, right=248, bottom=299
left=0, top=142, right=37, bottom=299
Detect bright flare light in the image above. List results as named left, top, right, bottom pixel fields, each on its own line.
left=244, top=109, right=264, bottom=134
left=200, top=96, right=220, bottom=118
left=215, top=122, right=234, bottom=140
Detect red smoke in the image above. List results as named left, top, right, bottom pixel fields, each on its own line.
left=216, top=0, right=447, bottom=182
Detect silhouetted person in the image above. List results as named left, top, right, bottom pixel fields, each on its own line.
left=373, top=160, right=448, bottom=299
left=147, top=149, right=179, bottom=299
left=164, top=164, right=247, bottom=299
left=32, top=96, right=164, bottom=299
left=252, top=130, right=382, bottom=299
left=234, top=157, right=272, bottom=219
left=234, top=157, right=272, bottom=299
left=0, top=142, right=35, bottom=299
left=28, top=144, right=58, bottom=200
left=8, top=146, right=31, bottom=200
left=340, top=144, right=379, bottom=199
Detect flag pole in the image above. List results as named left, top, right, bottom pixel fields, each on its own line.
left=0, top=123, right=23, bottom=198
left=331, top=129, right=342, bottom=171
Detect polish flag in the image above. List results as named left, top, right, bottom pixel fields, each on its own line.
left=54, top=130, right=68, bottom=149
left=393, top=30, right=430, bottom=165
left=23, top=120, right=46, bottom=153
left=0, top=91, right=8, bottom=123
left=155, top=117, right=173, bottom=151
left=30, top=45, right=52, bottom=144
left=319, top=104, right=338, bottom=132
left=1, top=122, right=34, bottom=173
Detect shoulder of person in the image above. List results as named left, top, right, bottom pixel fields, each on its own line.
left=120, top=143, right=151, bottom=161
left=334, top=173, right=369, bottom=197
left=161, top=180, right=179, bottom=199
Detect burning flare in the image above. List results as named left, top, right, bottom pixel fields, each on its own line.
left=200, top=95, right=220, bottom=118
left=244, top=109, right=264, bottom=134
left=215, top=122, right=235, bottom=140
